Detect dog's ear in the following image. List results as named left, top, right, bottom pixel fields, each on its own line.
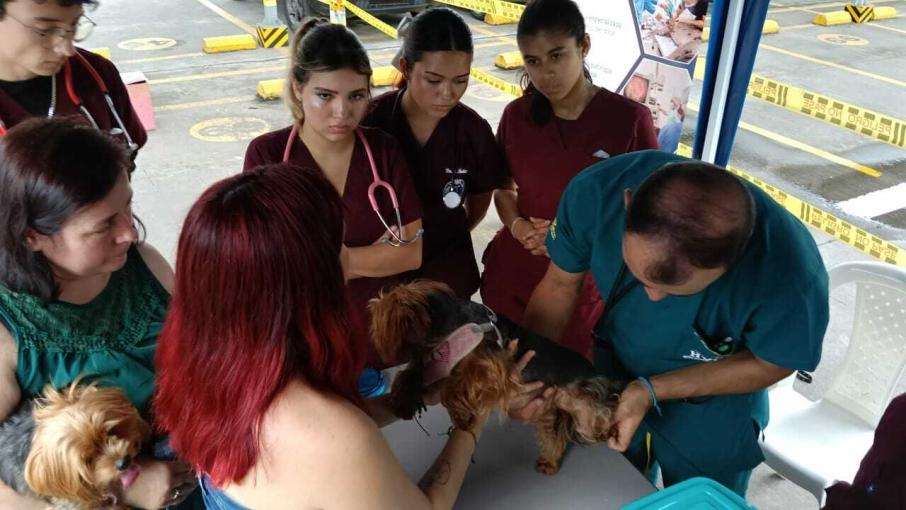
left=387, top=365, right=427, bottom=420
left=441, top=344, right=520, bottom=431
left=368, top=280, right=454, bottom=364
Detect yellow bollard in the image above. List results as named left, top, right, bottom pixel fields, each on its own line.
left=371, top=66, right=401, bottom=87
left=813, top=11, right=853, bottom=26
left=495, top=51, right=523, bottom=70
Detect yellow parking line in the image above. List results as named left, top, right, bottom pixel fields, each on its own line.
left=194, top=0, right=256, bottom=35
left=738, top=120, right=881, bottom=177
left=760, top=43, right=906, bottom=89
left=768, top=0, right=898, bottom=14
left=149, top=65, right=286, bottom=85
left=120, top=52, right=205, bottom=65
left=783, top=23, right=817, bottom=30
left=686, top=102, right=882, bottom=178
left=475, top=39, right=517, bottom=50
left=470, top=23, right=517, bottom=46
left=791, top=6, right=823, bottom=15
left=865, top=22, right=906, bottom=35
left=369, top=51, right=395, bottom=61
left=155, top=96, right=250, bottom=112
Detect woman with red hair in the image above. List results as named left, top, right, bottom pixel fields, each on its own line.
left=153, top=164, right=491, bottom=509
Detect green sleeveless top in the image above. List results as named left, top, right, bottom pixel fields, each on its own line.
left=0, top=245, right=168, bottom=415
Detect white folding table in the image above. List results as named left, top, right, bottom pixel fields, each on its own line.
left=383, top=405, right=656, bottom=509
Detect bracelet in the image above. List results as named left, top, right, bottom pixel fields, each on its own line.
left=637, top=376, right=663, bottom=416
left=449, top=426, right=479, bottom=449
left=509, top=217, right=526, bottom=234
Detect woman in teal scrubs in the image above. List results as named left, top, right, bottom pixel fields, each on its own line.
left=518, top=150, right=829, bottom=496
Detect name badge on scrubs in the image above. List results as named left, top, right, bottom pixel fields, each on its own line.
left=442, top=168, right=468, bottom=209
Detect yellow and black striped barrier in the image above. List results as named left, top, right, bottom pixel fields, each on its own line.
left=256, top=25, right=289, bottom=48
left=342, top=0, right=399, bottom=38
left=747, top=74, right=906, bottom=150
left=256, top=0, right=289, bottom=48
left=469, top=68, right=522, bottom=97
left=433, top=0, right=525, bottom=23
left=845, top=4, right=874, bottom=23
left=675, top=144, right=905, bottom=267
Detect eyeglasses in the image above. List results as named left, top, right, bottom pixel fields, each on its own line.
left=5, top=13, right=96, bottom=44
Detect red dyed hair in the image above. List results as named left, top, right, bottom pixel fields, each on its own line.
left=153, top=164, right=365, bottom=485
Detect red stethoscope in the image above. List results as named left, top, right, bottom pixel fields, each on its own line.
left=283, top=123, right=423, bottom=247
left=0, top=51, right=137, bottom=155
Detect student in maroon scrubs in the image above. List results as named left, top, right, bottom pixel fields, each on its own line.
left=481, top=0, right=658, bottom=358
left=823, top=393, right=906, bottom=510
left=366, top=8, right=505, bottom=299
left=366, top=8, right=504, bottom=299
left=244, top=19, right=423, bottom=370
left=0, top=0, right=146, bottom=156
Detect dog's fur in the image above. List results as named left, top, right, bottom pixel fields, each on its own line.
left=0, top=382, right=151, bottom=509
left=369, top=280, right=625, bottom=474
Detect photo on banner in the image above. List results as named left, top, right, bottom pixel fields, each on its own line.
left=635, top=0, right=708, bottom=63
left=623, top=59, right=692, bottom=153
left=576, top=0, right=702, bottom=154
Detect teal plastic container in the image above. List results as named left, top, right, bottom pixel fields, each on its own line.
left=621, top=477, right=757, bottom=510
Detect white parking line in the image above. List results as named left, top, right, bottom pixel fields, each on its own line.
left=838, top=183, right=906, bottom=219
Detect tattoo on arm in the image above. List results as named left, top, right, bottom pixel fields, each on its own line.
left=418, top=460, right=451, bottom=490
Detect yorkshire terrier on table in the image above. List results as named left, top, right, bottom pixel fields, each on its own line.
left=0, top=381, right=150, bottom=509
left=369, top=280, right=625, bottom=474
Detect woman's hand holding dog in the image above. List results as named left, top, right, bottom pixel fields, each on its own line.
left=606, top=379, right=653, bottom=452
left=123, top=457, right=197, bottom=509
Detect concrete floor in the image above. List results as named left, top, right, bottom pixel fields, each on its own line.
left=77, top=0, right=904, bottom=507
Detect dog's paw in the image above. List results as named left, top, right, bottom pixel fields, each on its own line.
left=534, top=457, right=561, bottom=475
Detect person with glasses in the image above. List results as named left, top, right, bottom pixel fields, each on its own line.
left=513, top=150, right=829, bottom=498
left=0, top=0, right=147, bottom=159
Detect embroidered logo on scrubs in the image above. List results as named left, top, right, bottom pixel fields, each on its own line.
left=682, top=350, right=717, bottom=362
left=592, top=149, right=611, bottom=159
left=550, top=218, right=557, bottom=240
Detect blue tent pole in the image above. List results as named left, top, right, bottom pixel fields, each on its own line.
left=693, top=0, right=772, bottom=167
left=700, top=0, right=746, bottom=163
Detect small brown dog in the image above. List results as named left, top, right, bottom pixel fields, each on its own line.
left=0, top=381, right=150, bottom=509
left=369, top=280, right=625, bottom=474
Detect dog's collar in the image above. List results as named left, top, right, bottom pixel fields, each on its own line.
left=476, top=303, right=504, bottom=348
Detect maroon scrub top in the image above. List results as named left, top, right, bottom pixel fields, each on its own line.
left=823, top=393, right=906, bottom=509
left=366, top=89, right=506, bottom=298
left=0, top=49, right=147, bottom=150
left=244, top=124, right=423, bottom=367
left=480, top=87, right=658, bottom=358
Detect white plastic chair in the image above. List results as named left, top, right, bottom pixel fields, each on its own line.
left=760, top=261, right=906, bottom=507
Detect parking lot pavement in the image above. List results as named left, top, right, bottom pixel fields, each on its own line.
left=76, top=3, right=902, bottom=507
left=82, top=0, right=906, bottom=264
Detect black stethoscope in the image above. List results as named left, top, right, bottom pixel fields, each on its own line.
left=0, top=51, right=137, bottom=155
left=391, top=89, right=466, bottom=210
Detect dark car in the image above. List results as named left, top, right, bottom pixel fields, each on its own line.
left=279, top=0, right=428, bottom=28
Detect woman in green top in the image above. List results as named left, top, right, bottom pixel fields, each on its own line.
left=0, top=118, right=197, bottom=509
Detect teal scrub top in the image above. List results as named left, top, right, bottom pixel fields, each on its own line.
left=547, top=150, right=829, bottom=476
